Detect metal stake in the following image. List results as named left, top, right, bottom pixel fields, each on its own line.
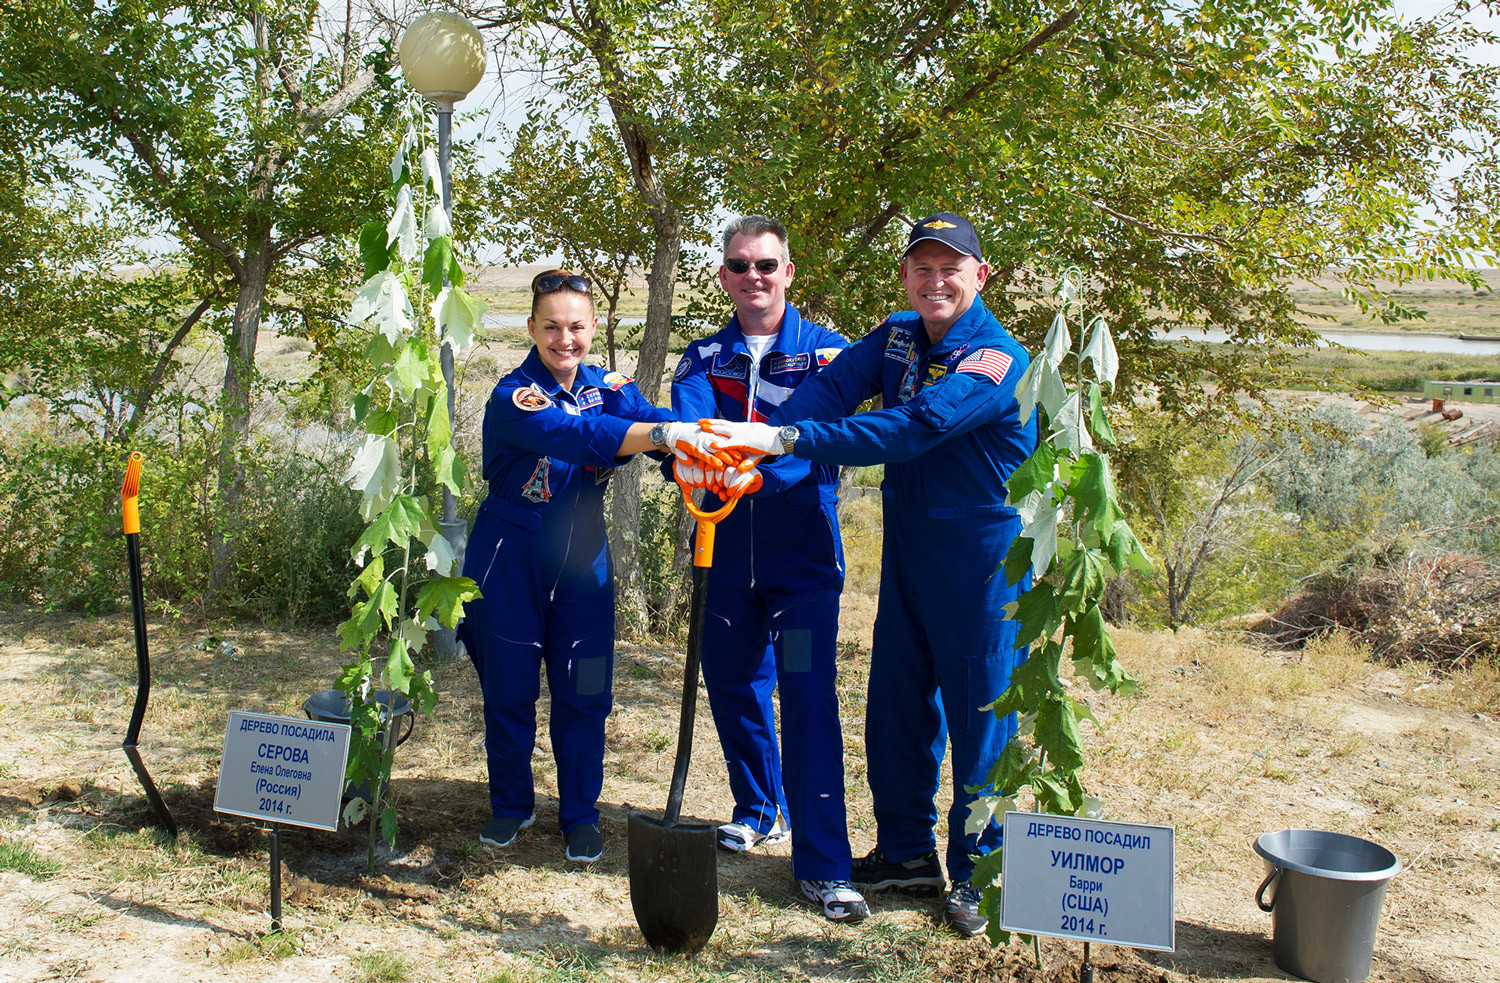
left=269, top=827, right=283, bottom=933
left=1080, top=941, right=1094, bottom=983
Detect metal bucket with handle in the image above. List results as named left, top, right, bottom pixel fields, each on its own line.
left=627, top=482, right=740, bottom=955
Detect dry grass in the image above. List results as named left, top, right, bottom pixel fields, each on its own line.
left=0, top=603, right=1496, bottom=982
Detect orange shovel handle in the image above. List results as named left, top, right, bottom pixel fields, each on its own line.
left=677, top=481, right=740, bottom=568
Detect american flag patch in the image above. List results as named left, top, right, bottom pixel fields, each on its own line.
left=956, top=349, right=1013, bottom=384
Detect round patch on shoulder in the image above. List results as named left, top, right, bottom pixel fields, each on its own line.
left=602, top=370, right=633, bottom=390
left=512, top=385, right=553, bottom=411
left=673, top=356, right=691, bottom=381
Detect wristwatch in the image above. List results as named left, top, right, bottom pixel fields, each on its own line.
left=778, top=425, right=800, bottom=455
left=649, top=422, right=670, bottom=452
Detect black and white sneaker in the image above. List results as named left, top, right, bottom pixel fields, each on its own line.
left=716, top=815, right=791, bottom=853
left=850, top=846, right=945, bottom=896
left=800, top=879, right=870, bottom=923
left=479, top=811, right=535, bottom=848
left=943, top=883, right=986, bottom=938
left=565, top=823, right=603, bottom=862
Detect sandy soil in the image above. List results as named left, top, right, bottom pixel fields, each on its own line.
left=0, top=604, right=1495, bottom=983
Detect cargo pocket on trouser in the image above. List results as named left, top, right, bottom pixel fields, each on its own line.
left=545, top=621, right=614, bottom=832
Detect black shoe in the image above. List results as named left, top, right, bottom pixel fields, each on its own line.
left=850, top=846, right=944, bottom=896
left=479, top=811, right=535, bottom=848
left=565, top=823, right=603, bottom=862
left=943, top=883, right=986, bottom=938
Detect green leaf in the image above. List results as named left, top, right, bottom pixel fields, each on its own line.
left=1068, top=452, right=1120, bottom=541
left=338, top=580, right=397, bottom=651
left=380, top=805, right=399, bottom=847
left=349, top=556, right=385, bottom=601
left=984, top=738, right=1038, bottom=797
left=351, top=390, right=370, bottom=424
left=421, top=235, right=452, bottom=293
left=358, top=220, right=392, bottom=279
left=387, top=338, right=431, bottom=401
left=1057, top=548, right=1108, bottom=613
left=1088, top=383, right=1116, bottom=445
left=1004, top=535, right=1034, bottom=587
left=1004, top=581, right=1062, bottom=651
left=386, top=634, right=411, bottom=693
left=986, top=640, right=1065, bottom=719
left=970, top=846, right=1006, bottom=894
left=415, top=575, right=481, bottom=630
left=1035, top=694, right=1085, bottom=771
left=351, top=494, right=426, bottom=565
left=1005, top=442, right=1057, bottom=505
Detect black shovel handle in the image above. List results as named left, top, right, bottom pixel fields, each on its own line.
left=662, top=489, right=739, bottom=826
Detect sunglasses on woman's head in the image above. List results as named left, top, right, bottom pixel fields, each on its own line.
left=724, top=257, right=781, bottom=275
left=532, top=273, right=592, bottom=295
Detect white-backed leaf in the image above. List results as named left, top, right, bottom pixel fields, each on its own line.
left=1081, top=316, right=1118, bottom=385
left=420, top=146, right=441, bottom=193
left=403, top=616, right=431, bottom=659
left=965, top=794, right=1016, bottom=836
left=351, top=270, right=394, bottom=324
left=422, top=528, right=456, bottom=575
left=344, top=434, right=402, bottom=516
left=361, top=273, right=411, bottom=346
left=1051, top=391, right=1094, bottom=455
left=432, top=286, right=486, bottom=354
left=1015, top=357, right=1044, bottom=424
left=1022, top=500, right=1059, bottom=575
left=424, top=201, right=451, bottom=239
left=1010, top=487, right=1043, bottom=523
left=386, top=185, right=418, bottom=261
left=1043, top=311, right=1071, bottom=368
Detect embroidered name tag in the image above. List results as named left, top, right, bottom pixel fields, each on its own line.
left=576, top=387, right=603, bottom=410
left=767, top=352, right=811, bottom=374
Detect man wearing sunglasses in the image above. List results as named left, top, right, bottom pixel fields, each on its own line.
left=667, top=215, right=864, bottom=923
left=707, top=212, right=1039, bottom=938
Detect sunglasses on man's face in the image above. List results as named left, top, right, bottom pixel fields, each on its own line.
left=724, top=257, right=781, bottom=276
left=533, top=273, right=592, bottom=295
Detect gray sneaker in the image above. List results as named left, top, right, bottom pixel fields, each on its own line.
left=479, top=811, right=535, bottom=848
left=565, top=823, right=603, bottom=862
left=851, top=846, right=944, bottom=896
left=943, top=883, right=986, bottom=938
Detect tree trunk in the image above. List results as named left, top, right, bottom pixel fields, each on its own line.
left=208, top=244, right=272, bottom=603
left=609, top=456, right=647, bottom=635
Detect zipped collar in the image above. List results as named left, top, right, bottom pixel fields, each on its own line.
left=715, top=303, right=807, bottom=370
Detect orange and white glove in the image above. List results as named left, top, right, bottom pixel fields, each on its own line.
left=658, top=421, right=730, bottom=468
left=707, top=420, right=786, bottom=456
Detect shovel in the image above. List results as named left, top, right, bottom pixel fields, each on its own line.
left=120, top=452, right=177, bottom=839
left=627, top=483, right=740, bottom=955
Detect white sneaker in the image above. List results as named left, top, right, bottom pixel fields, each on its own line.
left=800, top=879, right=870, bottom=923
left=716, top=814, right=791, bottom=853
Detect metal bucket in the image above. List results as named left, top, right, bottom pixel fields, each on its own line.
left=1254, top=829, right=1401, bottom=983
left=302, top=689, right=414, bottom=803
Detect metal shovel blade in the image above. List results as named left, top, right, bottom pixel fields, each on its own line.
left=627, top=811, right=718, bottom=955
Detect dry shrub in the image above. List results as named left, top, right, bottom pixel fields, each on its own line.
left=1262, top=553, right=1500, bottom=669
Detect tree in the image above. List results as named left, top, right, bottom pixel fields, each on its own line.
left=480, top=114, right=659, bottom=625
left=0, top=0, right=403, bottom=601
left=466, top=0, right=725, bottom=626
left=706, top=1, right=1500, bottom=417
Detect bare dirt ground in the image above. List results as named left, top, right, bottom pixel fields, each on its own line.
left=0, top=600, right=1495, bottom=983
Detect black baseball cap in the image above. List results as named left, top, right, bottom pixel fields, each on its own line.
left=902, top=212, right=983, bottom=263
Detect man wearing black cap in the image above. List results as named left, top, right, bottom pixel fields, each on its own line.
left=707, top=212, right=1038, bottom=936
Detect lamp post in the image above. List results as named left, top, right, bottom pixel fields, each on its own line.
left=400, top=10, right=486, bottom=660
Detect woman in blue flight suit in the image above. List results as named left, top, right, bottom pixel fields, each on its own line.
left=456, top=270, right=712, bottom=863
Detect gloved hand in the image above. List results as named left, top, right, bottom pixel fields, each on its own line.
left=722, top=465, right=762, bottom=496
left=673, top=459, right=710, bottom=488
left=706, top=420, right=785, bottom=456
left=659, top=421, right=729, bottom=468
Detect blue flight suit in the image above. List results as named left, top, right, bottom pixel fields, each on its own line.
left=669, top=303, right=852, bottom=880
left=458, top=348, right=674, bottom=836
left=769, top=295, right=1038, bottom=883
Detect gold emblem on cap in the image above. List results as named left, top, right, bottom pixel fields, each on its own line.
left=924, top=219, right=957, bottom=229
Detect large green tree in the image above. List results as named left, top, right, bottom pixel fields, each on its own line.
left=708, top=0, right=1500, bottom=416
left=0, top=0, right=402, bottom=601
